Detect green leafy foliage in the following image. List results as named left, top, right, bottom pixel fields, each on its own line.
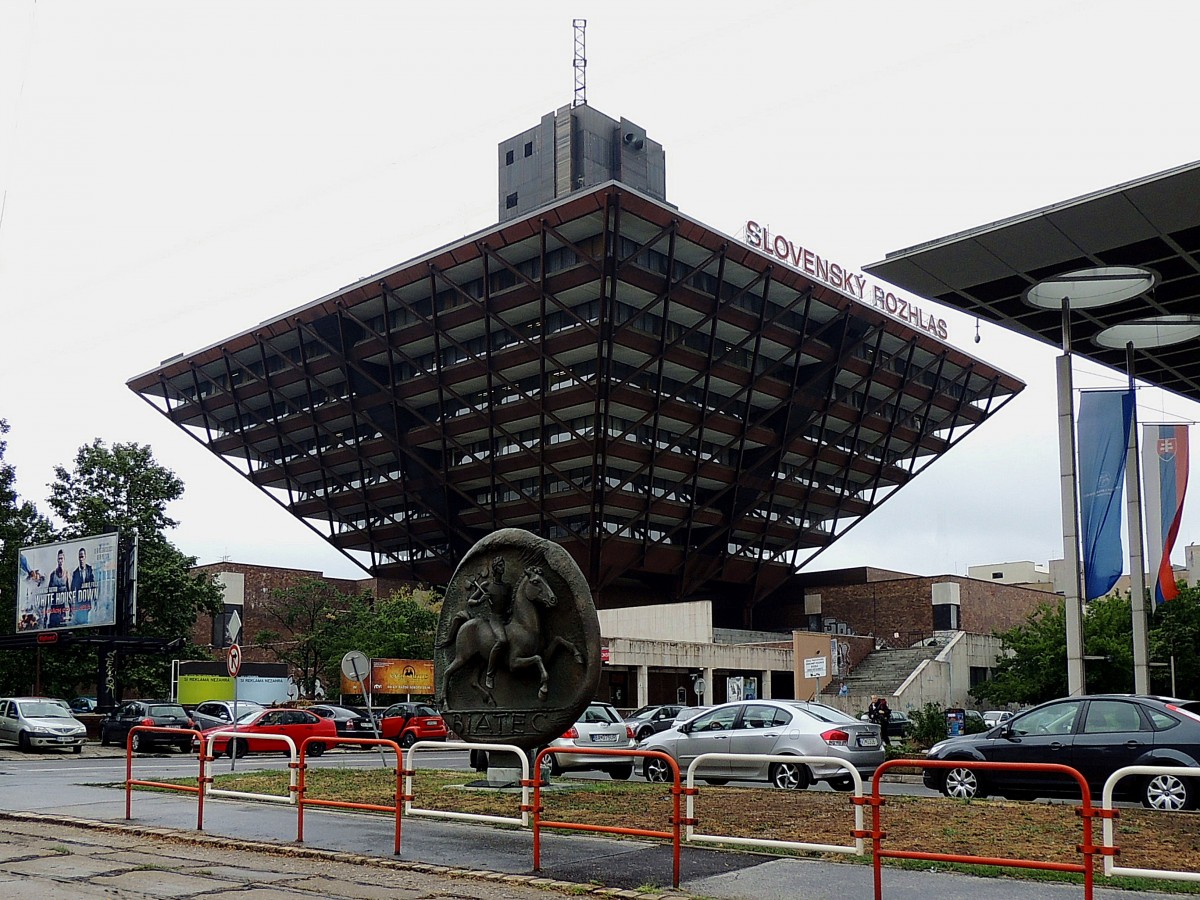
left=971, top=585, right=1200, bottom=706
left=905, top=702, right=948, bottom=748
left=45, top=440, right=223, bottom=695
left=254, top=579, right=440, bottom=700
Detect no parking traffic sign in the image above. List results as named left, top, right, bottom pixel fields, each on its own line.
left=227, top=643, right=242, bottom=678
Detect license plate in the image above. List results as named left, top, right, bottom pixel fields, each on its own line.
left=423, top=720, right=439, bottom=727
left=53, top=736, right=70, bottom=743
left=858, top=736, right=879, bottom=747
left=592, top=732, right=619, bottom=743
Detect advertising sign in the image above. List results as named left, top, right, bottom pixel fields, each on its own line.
left=362, top=658, right=434, bottom=695
left=16, top=533, right=119, bottom=632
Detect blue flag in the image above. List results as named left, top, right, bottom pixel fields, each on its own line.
left=1077, top=390, right=1134, bottom=601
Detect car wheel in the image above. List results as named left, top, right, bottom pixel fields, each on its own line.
left=308, top=742, right=326, bottom=757
left=769, top=761, right=810, bottom=791
left=230, top=738, right=248, bottom=758
left=130, top=733, right=143, bottom=753
left=609, top=764, right=633, bottom=780
left=703, top=779, right=730, bottom=786
left=100, top=728, right=110, bottom=747
left=72, top=744, right=83, bottom=755
left=637, top=726, right=654, bottom=741
left=828, top=775, right=855, bottom=792
left=18, top=731, right=31, bottom=753
left=943, top=765, right=985, bottom=800
left=400, top=732, right=416, bottom=748
left=537, top=751, right=554, bottom=782
left=644, top=757, right=671, bottom=783
left=1143, top=772, right=1195, bottom=811
left=176, top=741, right=192, bottom=754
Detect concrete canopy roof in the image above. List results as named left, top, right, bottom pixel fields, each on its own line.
left=864, top=159, right=1200, bottom=404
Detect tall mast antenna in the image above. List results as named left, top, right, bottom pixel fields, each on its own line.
left=572, top=19, right=587, bottom=107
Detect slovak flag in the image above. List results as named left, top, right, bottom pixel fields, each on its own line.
left=1143, top=424, right=1190, bottom=604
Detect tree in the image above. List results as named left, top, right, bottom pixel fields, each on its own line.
left=254, top=580, right=440, bottom=700
left=972, top=586, right=1200, bottom=706
left=47, top=440, right=223, bottom=696
left=253, top=578, right=355, bottom=700
left=0, top=420, right=54, bottom=694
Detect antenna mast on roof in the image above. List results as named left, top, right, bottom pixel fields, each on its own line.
left=572, top=19, right=587, bottom=107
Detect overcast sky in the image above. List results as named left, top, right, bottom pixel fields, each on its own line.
left=3, top=1, right=1199, bottom=583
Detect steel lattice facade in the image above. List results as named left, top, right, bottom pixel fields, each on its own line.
left=128, top=184, right=1023, bottom=626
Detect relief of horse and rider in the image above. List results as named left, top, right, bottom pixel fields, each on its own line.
left=437, top=555, right=584, bottom=705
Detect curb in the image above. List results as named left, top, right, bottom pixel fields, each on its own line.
left=0, top=809, right=696, bottom=900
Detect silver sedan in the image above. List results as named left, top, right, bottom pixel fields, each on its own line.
left=639, top=699, right=883, bottom=790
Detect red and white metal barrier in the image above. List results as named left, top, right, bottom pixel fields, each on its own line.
left=532, top=746, right=684, bottom=888
left=869, top=759, right=1097, bottom=900
left=123, top=725, right=206, bottom=828
left=1100, top=764, right=1200, bottom=883
left=404, top=740, right=533, bottom=827
left=685, top=753, right=865, bottom=855
left=296, top=736, right=404, bottom=854
left=201, top=731, right=299, bottom=804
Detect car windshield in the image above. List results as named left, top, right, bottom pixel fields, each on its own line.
left=236, top=709, right=264, bottom=724
left=148, top=705, right=187, bottom=717
left=413, top=705, right=439, bottom=716
left=627, top=706, right=656, bottom=720
left=582, top=704, right=620, bottom=724
left=790, top=702, right=858, bottom=724
left=18, top=701, right=72, bottom=718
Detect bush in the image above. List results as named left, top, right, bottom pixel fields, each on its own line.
left=906, top=702, right=948, bottom=748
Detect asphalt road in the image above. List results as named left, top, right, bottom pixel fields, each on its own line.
left=0, top=742, right=1176, bottom=900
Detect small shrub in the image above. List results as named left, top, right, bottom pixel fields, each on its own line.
left=906, top=702, right=948, bottom=748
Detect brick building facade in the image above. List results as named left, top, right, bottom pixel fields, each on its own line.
left=797, top=566, right=1054, bottom=647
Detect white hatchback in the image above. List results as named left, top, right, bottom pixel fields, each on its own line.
left=542, top=701, right=637, bottom=780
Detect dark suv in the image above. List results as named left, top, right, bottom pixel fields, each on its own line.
left=100, top=700, right=196, bottom=753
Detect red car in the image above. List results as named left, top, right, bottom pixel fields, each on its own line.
left=200, top=707, right=337, bottom=757
left=379, top=702, right=448, bottom=747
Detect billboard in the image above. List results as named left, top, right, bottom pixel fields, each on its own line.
left=338, top=658, right=434, bottom=696
left=17, top=533, right=119, bottom=632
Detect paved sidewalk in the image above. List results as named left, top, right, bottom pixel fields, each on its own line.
left=0, top=812, right=678, bottom=900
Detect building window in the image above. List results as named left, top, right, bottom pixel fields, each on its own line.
left=932, top=603, right=959, bottom=630
left=524, top=141, right=533, bottom=157
left=505, top=192, right=518, bottom=209
left=969, top=666, right=992, bottom=688
left=505, top=149, right=514, bottom=165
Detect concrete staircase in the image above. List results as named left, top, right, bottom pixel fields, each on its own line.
left=822, top=646, right=942, bottom=709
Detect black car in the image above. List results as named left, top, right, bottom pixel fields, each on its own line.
left=624, top=704, right=684, bottom=741
left=858, top=709, right=911, bottom=740
left=100, top=700, right=196, bottom=753
left=309, top=704, right=376, bottom=740
left=924, top=694, right=1200, bottom=810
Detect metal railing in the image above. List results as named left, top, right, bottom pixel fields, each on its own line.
left=869, top=759, right=1097, bottom=899
left=296, top=736, right=404, bottom=854
left=404, top=740, right=533, bottom=827
left=1100, top=764, right=1200, bottom=883
left=123, top=725, right=206, bottom=828
left=685, top=753, right=865, bottom=855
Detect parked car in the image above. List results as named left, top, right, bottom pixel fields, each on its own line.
left=200, top=707, right=337, bottom=757
left=624, top=704, right=684, bottom=741
left=189, top=700, right=265, bottom=732
left=672, top=706, right=712, bottom=725
left=924, top=694, right=1200, bottom=810
left=379, top=702, right=448, bottom=747
left=100, top=700, right=195, bottom=753
left=309, top=704, right=376, bottom=740
left=640, top=699, right=884, bottom=790
left=858, top=709, right=911, bottom=740
left=543, top=701, right=637, bottom=779
left=982, top=709, right=1015, bottom=728
left=69, top=697, right=97, bottom=713
left=0, top=697, right=87, bottom=753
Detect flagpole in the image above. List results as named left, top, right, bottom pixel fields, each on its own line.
left=1058, top=299, right=1086, bottom=695
left=1124, top=342, right=1150, bottom=693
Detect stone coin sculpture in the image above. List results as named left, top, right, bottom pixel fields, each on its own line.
left=434, top=528, right=600, bottom=750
